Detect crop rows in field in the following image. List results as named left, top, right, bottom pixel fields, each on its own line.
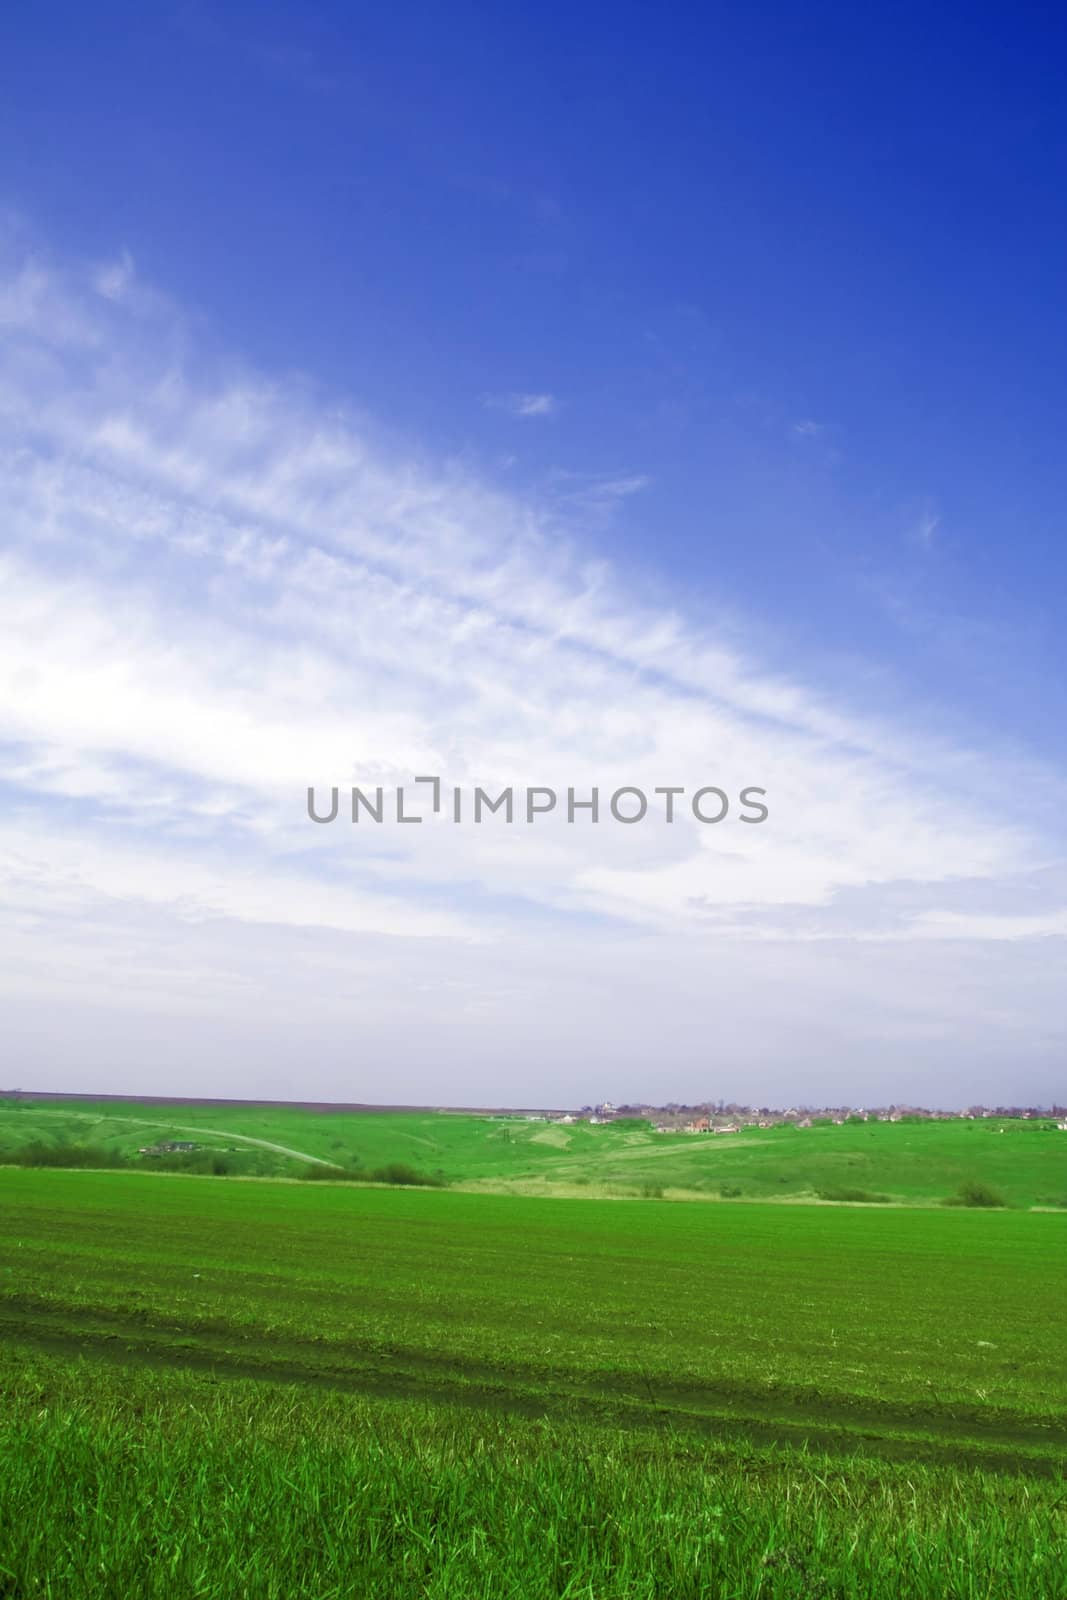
left=1, top=1168, right=1065, bottom=1598
left=2, top=1169, right=1064, bottom=1470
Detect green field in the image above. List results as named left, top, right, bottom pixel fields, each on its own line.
left=1, top=1167, right=1065, bottom=1597
left=2, top=1097, right=1065, bottom=1207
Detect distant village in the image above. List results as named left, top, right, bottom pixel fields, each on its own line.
left=3, top=1088, right=1065, bottom=1133
left=521, top=1101, right=1067, bottom=1133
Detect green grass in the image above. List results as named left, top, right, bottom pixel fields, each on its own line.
left=1, top=1096, right=1065, bottom=1207
left=3, top=1350, right=1064, bottom=1600
left=0, top=1168, right=1064, bottom=1597
left=1, top=1169, right=1065, bottom=1596
left=1, top=1169, right=1065, bottom=1448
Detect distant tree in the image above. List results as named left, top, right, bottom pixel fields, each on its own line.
left=944, top=1181, right=1007, bottom=1209
left=13, top=1141, right=127, bottom=1170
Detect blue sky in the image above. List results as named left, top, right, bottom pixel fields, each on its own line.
left=1, top=3, right=1065, bottom=1106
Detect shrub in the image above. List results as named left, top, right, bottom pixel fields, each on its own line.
left=639, top=1182, right=664, bottom=1199
left=300, top=1164, right=367, bottom=1183
left=370, top=1162, right=445, bottom=1188
left=943, top=1181, right=1007, bottom=1209
left=719, top=1184, right=743, bottom=1198
left=816, top=1186, right=891, bottom=1204
left=11, top=1141, right=128, bottom=1170
left=150, top=1151, right=237, bottom=1176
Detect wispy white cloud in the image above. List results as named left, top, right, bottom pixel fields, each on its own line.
left=93, top=250, right=136, bottom=304
left=545, top=469, right=652, bottom=519
left=576, top=472, right=650, bottom=500
left=912, top=504, right=941, bottom=549
left=484, top=390, right=557, bottom=417
left=0, top=239, right=1063, bottom=1102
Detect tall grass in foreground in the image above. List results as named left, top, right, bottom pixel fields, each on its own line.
left=0, top=1353, right=1063, bottom=1600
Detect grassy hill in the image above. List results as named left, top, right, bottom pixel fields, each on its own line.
left=0, top=1097, right=1064, bottom=1207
